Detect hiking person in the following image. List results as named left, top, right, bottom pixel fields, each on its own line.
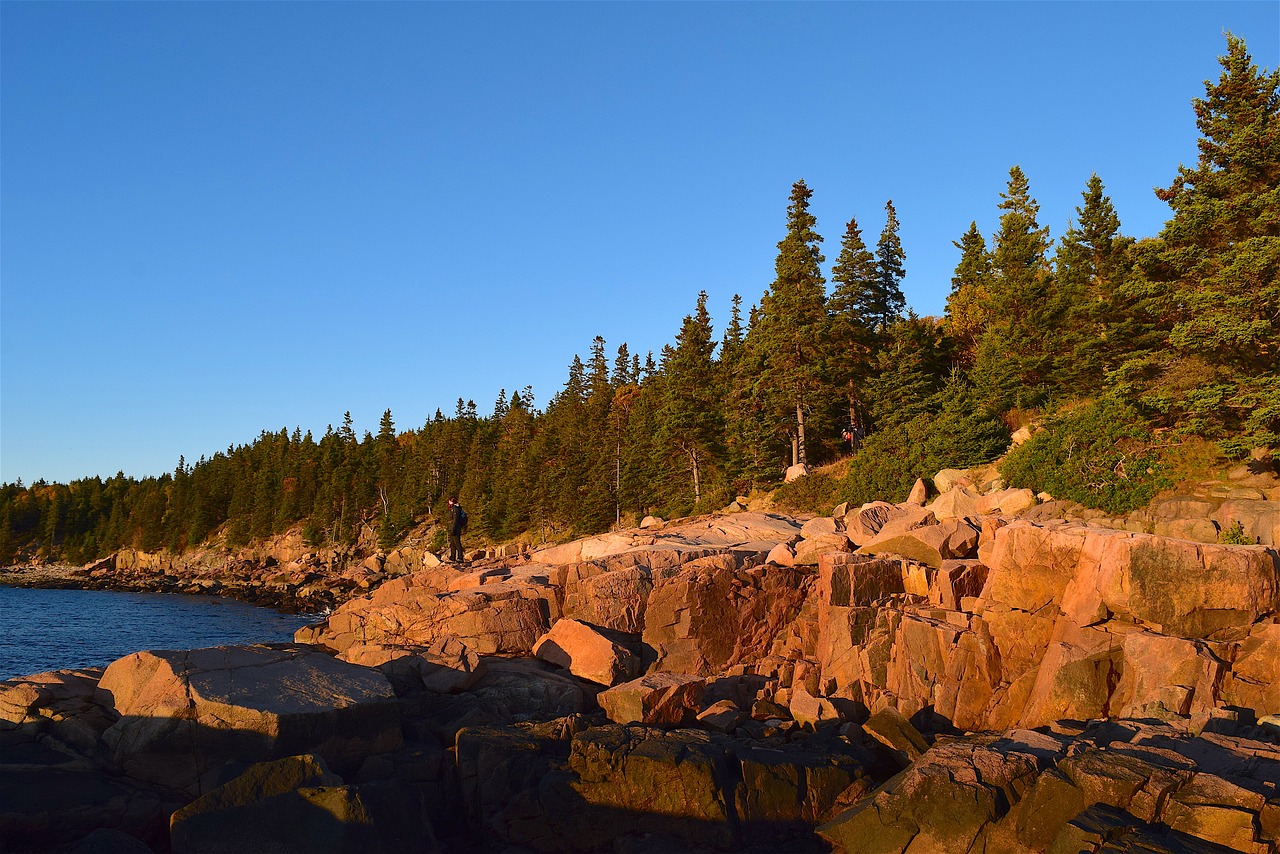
left=446, top=497, right=467, bottom=562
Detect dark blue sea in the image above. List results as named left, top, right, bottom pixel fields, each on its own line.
left=0, top=586, right=321, bottom=681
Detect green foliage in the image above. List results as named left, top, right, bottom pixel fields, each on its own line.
left=840, top=408, right=1008, bottom=507
left=1218, top=520, right=1251, bottom=545
left=659, top=291, right=723, bottom=507
left=873, top=200, right=907, bottom=329
left=428, top=526, right=447, bottom=553
left=945, top=221, right=992, bottom=362
left=771, top=471, right=841, bottom=516
left=748, top=179, right=829, bottom=468
left=999, top=399, right=1172, bottom=514
left=1139, top=34, right=1280, bottom=441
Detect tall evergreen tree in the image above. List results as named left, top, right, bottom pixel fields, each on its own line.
left=829, top=215, right=880, bottom=331
left=612, top=343, right=634, bottom=387
left=1141, top=34, right=1279, bottom=446
left=749, top=179, right=829, bottom=468
left=873, top=200, right=908, bottom=329
left=944, top=221, right=992, bottom=363
left=659, top=291, right=722, bottom=508
left=827, top=215, right=879, bottom=438
left=974, top=165, right=1057, bottom=406
left=1054, top=174, right=1136, bottom=391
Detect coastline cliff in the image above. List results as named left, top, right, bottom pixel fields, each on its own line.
left=3, top=474, right=1279, bottom=852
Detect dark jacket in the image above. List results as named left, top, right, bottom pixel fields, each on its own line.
left=450, top=504, right=467, bottom=536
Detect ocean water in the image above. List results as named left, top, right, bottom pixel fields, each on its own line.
left=0, top=585, right=322, bottom=681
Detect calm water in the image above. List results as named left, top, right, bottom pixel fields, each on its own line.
left=0, top=586, right=322, bottom=681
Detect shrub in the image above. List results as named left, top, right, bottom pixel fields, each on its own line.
left=839, top=410, right=1009, bottom=507
left=427, top=526, right=447, bottom=554
left=772, top=471, right=841, bottom=515
left=999, top=398, right=1171, bottom=515
left=1218, top=520, right=1252, bottom=545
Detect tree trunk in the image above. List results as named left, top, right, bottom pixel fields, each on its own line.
left=689, top=447, right=702, bottom=506
left=795, top=400, right=808, bottom=468
left=847, top=388, right=862, bottom=453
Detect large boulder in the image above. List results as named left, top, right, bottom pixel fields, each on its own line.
left=0, top=668, right=117, bottom=757
left=845, top=503, right=934, bottom=547
left=336, top=636, right=485, bottom=695
left=560, top=564, right=653, bottom=634
left=817, top=729, right=1068, bottom=853
left=453, top=724, right=576, bottom=849
left=929, top=559, right=988, bottom=610
left=928, top=487, right=983, bottom=521
left=95, top=644, right=401, bottom=796
left=597, top=673, right=705, bottom=726
left=642, top=556, right=809, bottom=675
left=857, top=518, right=979, bottom=568
left=1219, top=621, right=1280, bottom=713
left=169, top=753, right=438, bottom=854
left=0, top=725, right=179, bottom=853
left=298, top=573, right=558, bottom=656
left=978, top=487, right=1037, bottom=516
left=533, top=619, right=640, bottom=687
left=568, top=725, right=738, bottom=850
left=1215, top=498, right=1280, bottom=546
left=982, top=521, right=1280, bottom=637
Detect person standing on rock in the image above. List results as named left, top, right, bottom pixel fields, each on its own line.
left=446, top=497, right=468, bottom=563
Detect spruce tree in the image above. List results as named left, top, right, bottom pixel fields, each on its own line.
left=873, top=200, right=907, bottom=329
left=612, top=343, right=634, bottom=387
left=1055, top=174, right=1136, bottom=391
left=829, top=215, right=879, bottom=331
left=975, top=166, right=1057, bottom=405
left=827, top=215, right=879, bottom=439
left=750, top=179, right=828, bottom=468
left=1143, top=34, right=1279, bottom=446
left=659, top=291, right=722, bottom=507
left=944, top=221, right=992, bottom=363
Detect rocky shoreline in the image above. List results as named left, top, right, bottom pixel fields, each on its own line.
left=3, top=473, right=1279, bottom=852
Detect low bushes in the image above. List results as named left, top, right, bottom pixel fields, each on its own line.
left=999, top=398, right=1171, bottom=515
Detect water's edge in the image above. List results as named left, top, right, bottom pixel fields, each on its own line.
left=0, top=584, right=321, bottom=681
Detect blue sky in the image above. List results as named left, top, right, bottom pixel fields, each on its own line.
left=3, top=2, right=1277, bottom=485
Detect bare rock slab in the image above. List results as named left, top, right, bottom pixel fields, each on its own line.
left=96, top=644, right=401, bottom=796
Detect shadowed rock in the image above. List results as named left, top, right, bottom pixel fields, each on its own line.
left=96, top=644, right=401, bottom=796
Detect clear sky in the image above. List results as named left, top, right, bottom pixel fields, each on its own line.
left=2, top=2, right=1277, bottom=485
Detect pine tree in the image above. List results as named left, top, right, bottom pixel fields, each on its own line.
left=564, top=355, right=587, bottom=404
left=1142, top=34, right=1279, bottom=446
left=976, top=165, right=1057, bottom=405
left=750, top=179, right=829, bottom=469
left=990, top=166, right=1053, bottom=322
left=588, top=336, right=611, bottom=399
left=659, top=291, right=723, bottom=508
left=873, top=200, right=907, bottom=329
left=944, top=221, right=992, bottom=363
left=828, top=215, right=880, bottom=441
left=1055, top=174, right=1137, bottom=391
left=612, top=343, right=634, bottom=386
left=829, top=215, right=880, bottom=332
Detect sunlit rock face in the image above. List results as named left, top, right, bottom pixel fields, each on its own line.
left=9, top=494, right=1280, bottom=853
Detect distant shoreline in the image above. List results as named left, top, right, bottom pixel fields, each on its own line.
left=0, top=563, right=319, bottom=614
left=0, top=563, right=87, bottom=588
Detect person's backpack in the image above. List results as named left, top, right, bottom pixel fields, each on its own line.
left=457, top=507, right=468, bottom=530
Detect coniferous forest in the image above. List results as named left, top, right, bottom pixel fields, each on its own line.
left=3, top=36, right=1276, bottom=566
